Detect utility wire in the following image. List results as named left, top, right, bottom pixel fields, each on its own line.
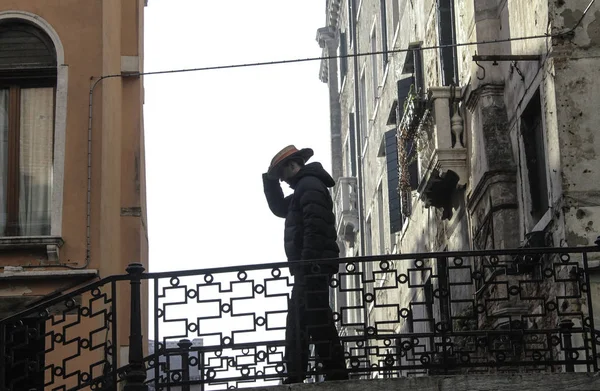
left=103, top=0, right=596, bottom=80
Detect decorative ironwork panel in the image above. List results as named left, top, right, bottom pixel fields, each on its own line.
left=141, top=246, right=600, bottom=389
left=149, top=267, right=292, bottom=389
left=0, top=279, right=120, bottom=391
left=1, top=245, right=599, bottom=390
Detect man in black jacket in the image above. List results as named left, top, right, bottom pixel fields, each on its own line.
left=263, top=145, right=347, bottom=383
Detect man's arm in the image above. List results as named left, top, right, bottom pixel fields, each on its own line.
left=262, top=173, right=290, bottom=218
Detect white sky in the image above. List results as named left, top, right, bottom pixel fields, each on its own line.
left=144, top=1, right=332, bottom=272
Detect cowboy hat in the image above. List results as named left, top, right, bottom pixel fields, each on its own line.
left=267, top=145, right=314, bottom=178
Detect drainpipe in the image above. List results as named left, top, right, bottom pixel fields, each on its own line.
left=350, top=0, right=366, bottom=256
left=83, top=74, right=122, bottom=270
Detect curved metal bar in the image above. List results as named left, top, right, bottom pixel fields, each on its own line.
left=476, top=60, right=486, bottom=80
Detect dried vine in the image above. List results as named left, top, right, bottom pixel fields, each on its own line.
left=396, top=85, right=434, bottom=217
left=397, top=89, right=431, bottom=187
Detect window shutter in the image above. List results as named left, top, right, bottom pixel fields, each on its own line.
left=380, top=0, right=388, bottom=65
left=437, top=0, right=458, bottom=86
left=0, top=22, right=56, bottom=71
left=340, top=32, right=348, bottom=82
left=385, top=129, right=402, bottom=232
left=397, top=77, right=414, bottom=120
left=405, top=139, right=419, bottom=190
left=412, top=46, right=425, bottom=95
left=349, top=114, right=357, bottom=177
left=348, top=0, right=355, bottom=48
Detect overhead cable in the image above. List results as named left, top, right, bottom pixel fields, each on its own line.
left=101, top=0, right=597, bottom=79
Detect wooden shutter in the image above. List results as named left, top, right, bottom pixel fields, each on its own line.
left=0, top=22, right=56, bottom=74
left=380, top=0, right=388, bottom=65
left=385, top=129, right=402, bottom=232
left=349, top=113, right=357, bottom=177
left=340, top=32, right=348, bottom=82
left=437, top=0, right=458, bottom=86
left=397, top=77, right=414, bottom=119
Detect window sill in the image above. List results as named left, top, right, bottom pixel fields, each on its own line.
left=0, top=268, right=97, bottom=281
left=339, top=76, right=348, bottom=98
left=531, top=209, right=552, bottom=232
left=0, top=236, right=64, bottom=262
left=381, top=63, right=390, bottom=92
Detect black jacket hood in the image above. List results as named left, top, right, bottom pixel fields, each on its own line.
left=289, top=162, right=335, bottom=189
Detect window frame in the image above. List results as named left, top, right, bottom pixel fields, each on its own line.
left=376, top=183, right=386, bottom=254
left=347, top=0, right=355, bottom=49
left=0, top=78, right=56, bottom=236
left=359, top=69, right=369, bottom=146
left=384, top=128, right=402, bottom=233
left=347, top=112, right=357, bottom=177
left=370, top=20, right=379, bottom=106
left=380, top=0, right=389, bottom=66
left=339, top=31, right=349, bottom=89
left=520, top=90, right=549, bottom=226
left=0, top=21, right=58, bottom=237
left=0, top=12, right=66, bottom=245
left=390, top=0, right=400, bottom=43
left=436, top=0, right=459, bottom=86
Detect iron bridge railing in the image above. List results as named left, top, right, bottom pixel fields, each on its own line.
left=1, top=243, right=600, bottom=390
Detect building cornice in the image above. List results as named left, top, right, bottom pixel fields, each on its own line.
left=316, top=0, right=341, bottom=83
left=465, top=83, right=505, bottom=112
left=316, top=27, right=337, bottom=83
left=467, top=169, right=517, bottom=211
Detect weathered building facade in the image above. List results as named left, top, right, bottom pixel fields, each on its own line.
left=318, top=0, right=600, bottom=375
left=0, top=0, right=148, bottom=388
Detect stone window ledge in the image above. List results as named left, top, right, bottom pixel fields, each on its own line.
left=0, top=236, right=64, bottom=262
left=0, top=268, right=98, bottom=281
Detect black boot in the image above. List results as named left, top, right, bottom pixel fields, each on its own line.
left=283, top=376, right=305, bottom=384
left=324, top=369, right=349, bottom=381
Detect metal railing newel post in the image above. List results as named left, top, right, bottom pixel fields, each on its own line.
left=124, top=263, right=148, bottom=391
left=178, top=339, right=192, bottom=391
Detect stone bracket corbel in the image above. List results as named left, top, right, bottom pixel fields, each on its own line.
left=46, top=244, right=60, bottom=263
left=316, top=26, right=337, bottom=84
left=433, top=148, right=468, bottom=186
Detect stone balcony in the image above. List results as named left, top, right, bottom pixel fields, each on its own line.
left=414, top=86, right=468, bottom=219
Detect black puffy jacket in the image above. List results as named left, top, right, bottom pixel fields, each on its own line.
left=263, top=162, right=340, bottom=275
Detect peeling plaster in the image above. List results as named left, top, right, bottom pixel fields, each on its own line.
left=566, top=231, right=589, bottom=246
left=0, top=285, right=33, bottom=296
left=561, top=9, right=584, bottom=29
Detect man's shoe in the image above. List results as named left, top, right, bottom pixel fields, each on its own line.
left=283, top=377, right=304, bottom=384
left=324, top=370, right=349, bottom=382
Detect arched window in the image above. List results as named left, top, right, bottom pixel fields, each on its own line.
left=0, top=20, right=56, bottom=236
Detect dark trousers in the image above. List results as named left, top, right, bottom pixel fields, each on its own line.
left=284, top=271, right=347, bottom=382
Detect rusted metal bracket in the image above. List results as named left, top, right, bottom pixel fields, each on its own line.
left=472, top=55, right=541, bottom=81
left=472, top=55, right=541, bottom=62
left=510, top=61, right=525, bottom=82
